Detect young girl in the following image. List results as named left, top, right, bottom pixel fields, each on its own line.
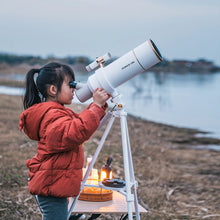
left=19, top=62, right=109, bottom=220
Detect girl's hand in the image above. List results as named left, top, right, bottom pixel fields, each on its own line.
left=93, top=88, right=110, bottom=107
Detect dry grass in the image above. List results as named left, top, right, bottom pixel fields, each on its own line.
left=0, top=78, right=25, bottom=88
left=0, top=94, right=220, bottom=220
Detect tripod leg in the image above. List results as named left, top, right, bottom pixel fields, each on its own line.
left=120, top=214, right=128, bottom=220
left=120, top=112, right=134, bottom=220
left=68, top=115, right=115, bottom=219
left=124, top=119, right=140, bottom=220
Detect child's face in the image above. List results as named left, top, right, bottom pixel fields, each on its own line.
left=57, top=76, right=75, bottom=105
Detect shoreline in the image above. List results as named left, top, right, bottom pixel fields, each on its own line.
left=128, top=113, right=220, bottom=148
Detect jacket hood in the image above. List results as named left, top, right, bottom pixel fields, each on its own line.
left=19, top=102, right=65, bottom=141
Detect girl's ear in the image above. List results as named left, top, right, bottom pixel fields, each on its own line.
left=48, top=85, right=57, bottom=96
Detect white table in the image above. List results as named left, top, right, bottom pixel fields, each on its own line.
left=68, top=191, right=147, bottom=214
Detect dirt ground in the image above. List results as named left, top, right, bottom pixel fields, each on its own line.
left=0, top=93, right=220, bottom=220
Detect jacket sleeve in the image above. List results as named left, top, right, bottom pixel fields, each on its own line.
left=43, top=103, right=106, bottom=153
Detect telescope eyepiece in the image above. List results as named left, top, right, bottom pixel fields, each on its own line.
left=69, top=81, right=77, bottom=89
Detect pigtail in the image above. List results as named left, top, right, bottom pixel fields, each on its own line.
left=23, top=69, right=41, bottom=109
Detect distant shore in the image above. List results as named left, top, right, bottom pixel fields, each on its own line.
left=0, top=63, right=90, bottom=88
left=0, top=54, right=220, bottom=78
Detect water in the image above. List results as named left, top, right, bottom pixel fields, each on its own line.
left=117, top=72, right=220, bottom=139
left=1, top=71, right=220, bottom=140
left=0, top=85, right=24, bottom=96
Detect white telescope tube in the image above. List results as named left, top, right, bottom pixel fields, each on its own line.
left=75, top=39, right=162, bottom=102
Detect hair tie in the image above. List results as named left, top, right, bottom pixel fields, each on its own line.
left=33, top=73, right=38, bottom=84
left=33, top=70, right=43, bottom=99
left=33, top=69, right=41, bottom=87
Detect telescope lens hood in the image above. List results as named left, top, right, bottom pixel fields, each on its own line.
left=148, top=39, right=163, bottom=61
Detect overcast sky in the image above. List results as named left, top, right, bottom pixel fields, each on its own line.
left=0, top=0, right=220, bottom=65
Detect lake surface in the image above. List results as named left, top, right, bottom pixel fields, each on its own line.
left=117, top=71, right=220, bottom=139
left=1, top=71, right=220, bottom=139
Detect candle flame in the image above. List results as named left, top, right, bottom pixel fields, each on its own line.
left=100, top=170, right=113, bottom=181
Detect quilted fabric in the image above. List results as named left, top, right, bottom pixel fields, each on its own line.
left=19, top=101, right=106, bottom=197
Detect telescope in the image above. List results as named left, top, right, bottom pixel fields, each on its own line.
left=70, top=39, right=162, bottom=102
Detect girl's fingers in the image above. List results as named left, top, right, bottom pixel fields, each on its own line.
left=94, top=88, right=110, bottom=100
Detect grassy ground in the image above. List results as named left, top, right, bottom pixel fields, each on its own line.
left=0, top=94, right=220, bottom=220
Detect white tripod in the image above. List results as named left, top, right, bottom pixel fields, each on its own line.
left=68, top=94, right=140, bottom=220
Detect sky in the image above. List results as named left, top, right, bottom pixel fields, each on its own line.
left=0, top=0, right=220, bottom=65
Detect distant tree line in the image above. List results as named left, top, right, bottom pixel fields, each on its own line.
left=0, top=53, right=91, bottom=66
left=151, top=58, right=220, bottom=72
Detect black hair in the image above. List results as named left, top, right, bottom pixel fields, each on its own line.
left=23, top=62, right=75, bottom=109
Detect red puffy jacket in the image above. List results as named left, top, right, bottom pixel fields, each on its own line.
left=19, top=101, right=106, bottom=197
